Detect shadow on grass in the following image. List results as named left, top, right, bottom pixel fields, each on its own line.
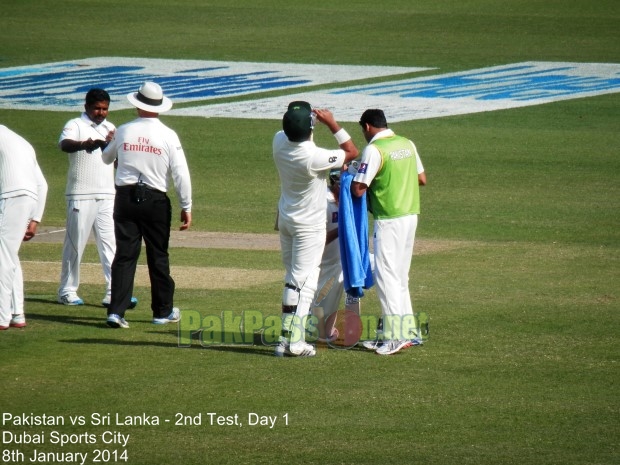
left=23, top=312, right=366, bottom=356
left=26, top=306, right=140, bottom=329
left=58, top=334, right=275, bottom=357
left=27, top=311, right=108, bottom=328
left=26, top=296, right=106, bottom=310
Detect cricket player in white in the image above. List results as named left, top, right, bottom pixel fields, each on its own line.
left=311, top=176, right=344, bottom=342
left=0, top=125, right=48, bottom=329
left=57, top=89, right=136, bottom=309
left=311, top=169, right=372, bottom=344
left=273, top=101, right=358, bottom=357
left=352, top=109, right=426, bottom=356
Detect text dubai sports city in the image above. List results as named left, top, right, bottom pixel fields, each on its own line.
left=3, top=430, right=128, bottom=448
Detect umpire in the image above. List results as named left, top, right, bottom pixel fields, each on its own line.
left=102, top=82, right=192, bottom=329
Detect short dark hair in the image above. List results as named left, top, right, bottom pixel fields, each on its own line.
left=359, top=109, right=388, bottom=129
left=85, top=88, right=110, bottom=106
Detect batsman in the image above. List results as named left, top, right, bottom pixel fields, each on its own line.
left=272, top=101, right=358, bottom=357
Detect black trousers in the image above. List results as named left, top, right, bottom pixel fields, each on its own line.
left=108, top=185, right=175, bottom=318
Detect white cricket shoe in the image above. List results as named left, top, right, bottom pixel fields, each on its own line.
left=106, top=314, right=129, bottom=329
left=376, top=340, right=413, bottom=356
left=10, top=314, right=27, bottom=328
left=58, top=292, right=84, bottom=306
left=152, top=307, right=181, bottom=325
left=274, top=337, right=316, bottom=357
left=361, top=339, right=382, bottom=350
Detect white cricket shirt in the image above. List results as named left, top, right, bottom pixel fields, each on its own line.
left=0, top=125, right=48, bottom=222
left=58, top=113, right=116, bottom=200
left=273, top=131, right=345, bottom=226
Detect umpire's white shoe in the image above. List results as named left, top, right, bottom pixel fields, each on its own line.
left=274, top=337, right=316, bottom=357
left=152, top=307, right=181, bottom=325
left=106, top=314, right=129, bottom=329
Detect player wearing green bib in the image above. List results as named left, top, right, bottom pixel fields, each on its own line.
left=351, top=109, right=426, bottom=355
left=364, top=135, right=421, bottom=219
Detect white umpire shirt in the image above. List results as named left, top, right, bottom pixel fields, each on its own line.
left=102, top=117, right=192, bottom=212
left=273, top=131, right=345, bottom=227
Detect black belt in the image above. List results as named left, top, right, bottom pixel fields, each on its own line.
left=116, top=184, right=165, bottom=194
left=116, top=183, right=166, bottom=204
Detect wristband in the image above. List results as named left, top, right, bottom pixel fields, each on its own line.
left=333, top=128, right=350, bottom=145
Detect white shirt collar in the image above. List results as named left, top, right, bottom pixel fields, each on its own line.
left=369, top=128, right=394, bottom=144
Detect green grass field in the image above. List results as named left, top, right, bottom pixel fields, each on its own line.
left=1, top=1, right=619, bottom=464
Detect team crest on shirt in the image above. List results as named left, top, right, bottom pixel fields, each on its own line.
left=358, top=163, right=368, bottom=174
left=331, top=212, right=338, bottom=223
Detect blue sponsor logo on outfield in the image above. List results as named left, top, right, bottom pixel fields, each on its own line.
left=169, top=61, right=620, bottom=122
left=332, top=62, right=620, bottom=101
left=0, top=58, right=423, bottom=111
left=0, top=64, right=309, bottom=109
left=2, top=59, right=618, bottom=120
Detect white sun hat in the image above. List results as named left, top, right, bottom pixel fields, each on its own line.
left=127, top=81, right=173, bottom=113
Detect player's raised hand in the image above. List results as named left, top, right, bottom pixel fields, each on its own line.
left=313, top=108, right=342, bottom=134
left=313, top=108, right=335, bottom=125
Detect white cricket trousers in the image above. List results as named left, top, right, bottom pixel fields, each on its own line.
left=373, top=214, right=419, bottom=340
left=0, top=196, right=37, bottom=325
left=278, top=220, right=326, bottom=322
left=312, top=260, right=344, bottom=339
left=58, top=198, right=115, bottom=297
left=314, top=260, right=344, bottom=316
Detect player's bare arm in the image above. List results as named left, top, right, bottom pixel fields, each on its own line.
left=313, top=108, right=359, bottom=162
left=60, top=138, right=106, bottom=153
left=325, top=227, right=339, bottom=245
left=419, top=172, right=427, bottom=186
left=351, top=181, right=368, bottom=198
left=180, top=210, right=192, bottom=231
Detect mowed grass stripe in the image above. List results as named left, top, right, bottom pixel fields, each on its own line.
left=21, top=261, right=282, bottom=289
left=20, top=238, right=475, bottom=288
